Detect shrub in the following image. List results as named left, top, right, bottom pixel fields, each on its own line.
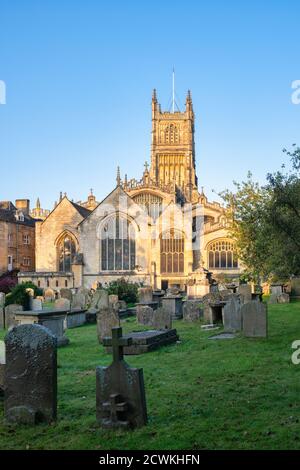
left=105, top=278, right=139, bottom=304
left=5, top=281, right=43, bottom=309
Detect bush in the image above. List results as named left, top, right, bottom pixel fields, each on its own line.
left=5, top=281, right=43, bottom=309
left=105, top=278, right=139, bottom=304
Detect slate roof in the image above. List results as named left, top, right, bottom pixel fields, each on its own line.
left=0, top=203, right=36, bottom=227
left=69, top=201, right=92, bottom=218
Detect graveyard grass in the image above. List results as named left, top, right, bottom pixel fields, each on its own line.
left=1, top=302, right=300, bottom=450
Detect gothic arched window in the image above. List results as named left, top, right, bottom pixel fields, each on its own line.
left=58, top=234, right=77, bottom=272
left=101, top=215, right=136, bottom=271
left=165, top=124, right=179, bottom=144
left=207, top=239, right=238, bottom=269
left=160, top=230, right=184, bottom=274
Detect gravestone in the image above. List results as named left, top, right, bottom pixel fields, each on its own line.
left=14, top=309, right=69, bottom=347
left=242, top=301, right=267, bottom=338
left=60, top=288, right=73, bottom=302
left=44, top=288, right=55, bottom=302
left=54, top=298, right=71, bottom=311
left=291, top=278, right=300, bottom=298
left=183, top=301, right=203, bottom=322
left=0, top=340, right=5, bottom=395
left=96, top=327, right=147, bottom=429
left=238, top=284, right=252, bottom=303
left=277, top=293, right=290, bottom=304
left=108, top=294, right=119, bottom=307
left=161, top=296, right=183, bottom=319
left=136, top=305, right=154, bottom=326
left=4, top=324, right=57, bottom=424
left=223, top=297, right=242, bottom=332
left=96, top=290, right=117, bottom=341
left=4, top=304, right=23, bottom=329
left=0, top=292, right=5, bottom=308
left=138, top=287, right=153, bottom=304
left=30, top=298, right=43, bottom=311
left=152, top=307, right=172, bottom=330
left=270, top=284, right=283, bottom=295
left=71, top=292, right=86, bottom=311
left=0, top=308, right=4, bottom=329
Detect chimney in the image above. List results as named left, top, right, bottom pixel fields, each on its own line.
left=15, top=199, right=30, bottom=215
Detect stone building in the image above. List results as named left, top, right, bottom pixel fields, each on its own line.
left=0, top=200, right=36, bottom=275
left=30, top=198, right=50, bottom=221
left=20, top=90, right=240, bottom=291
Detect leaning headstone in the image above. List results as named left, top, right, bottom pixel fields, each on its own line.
left=136, top=305, right=154, bottom=326
left=242, top=301, right=267, bottom=338
left=4, top=304, right=23, bottom=329
left=60, top=288, right=73, bottom=302
left=138, top=287, right=153, bottom=304
left=183, top=301, right=203, bottom=322
left=96, top=327, right=147, bottom=429
left=238, top=284, right=252, bottom=303
left=54, top=298, right=71, bottom=311
left=223, top=297, right=242, bottom=332
left=152, top=307, right=172, bottom=330
left=277, top=293, right=290, bottom=304
left=4, top=324, right=57, bottom=424
left=97, top=308, right=120, bottom=344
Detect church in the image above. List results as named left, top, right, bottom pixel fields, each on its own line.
left=19, top=90, right=240, bottom=291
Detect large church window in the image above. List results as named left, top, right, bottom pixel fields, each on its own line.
left=101, top=215, right=136, bottom=271
left=160, top=230, right=184, bottom=274
left=208, top=240, right=238, bottom=269
left=58, top=234, right=76, bottom=272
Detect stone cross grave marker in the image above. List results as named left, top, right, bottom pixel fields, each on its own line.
left=96, top=327, right=147, bottom=429
left=4, top=324, right=57, bottom=424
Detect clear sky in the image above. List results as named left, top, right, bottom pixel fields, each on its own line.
left=0, top=0, right=299, bottom=210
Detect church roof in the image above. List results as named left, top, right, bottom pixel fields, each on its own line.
left=69, top=200, right=92, bottom=218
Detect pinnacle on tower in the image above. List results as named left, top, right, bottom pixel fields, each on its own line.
left=36, top=197, right=41, bottom=209
left=116, top=166, right=121, bottom=186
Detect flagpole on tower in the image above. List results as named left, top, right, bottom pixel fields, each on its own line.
left=172, top=67, right=175, bottom=113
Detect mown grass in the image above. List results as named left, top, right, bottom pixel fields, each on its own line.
left=0, top=301, right=300, bottom=450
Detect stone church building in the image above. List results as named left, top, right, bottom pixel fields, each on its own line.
left=19, top=90, right=240, bottom=291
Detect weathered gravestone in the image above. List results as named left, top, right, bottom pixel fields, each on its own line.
left=0, top=292, right=5, bottom=308
left=30, top=298, right=43, bottom=311
left=0, top=340, right=5, bottom=396
left=152, top=307, right=172, bottom=330
left=138, top=287, right=153, bottom=304
left=136, top=305, right=154, bottom=327
left=54, top=298, right=71, bottom=311
left=223, top=297, right=242, bottom=332
left=4, top=324, right=57, bottom=424
left=71, top=292, right=86, bottom=311
left=238, top=284, right=252, bottom=303
left=242, top=301, right=267, bottom=338
left=4, top=304, right=23, bottom=329
left=96, top=327, right=147, bottom=429
left=291, top=278, right=300, bottom=298
left=270, top=284, right=283, bottom=295
left=60, top=288, right=73, bottom=302
left=97, top=290, right=120, bottom=343
left=161, top=295, right=183, bottom=319
left=277, top=293, right=290, bottom=304
left=0, top=308, right=4, bottom=329
left=183, top=300, right=203, bottom=322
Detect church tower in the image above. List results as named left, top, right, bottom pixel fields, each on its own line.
left=149, top=89, right=198, bottom=202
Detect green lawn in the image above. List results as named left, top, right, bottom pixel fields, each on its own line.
left=1, top=302, right=300, bottom=450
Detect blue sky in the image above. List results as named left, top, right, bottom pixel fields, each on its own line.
left=0, top=0, right=299, bottom=210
